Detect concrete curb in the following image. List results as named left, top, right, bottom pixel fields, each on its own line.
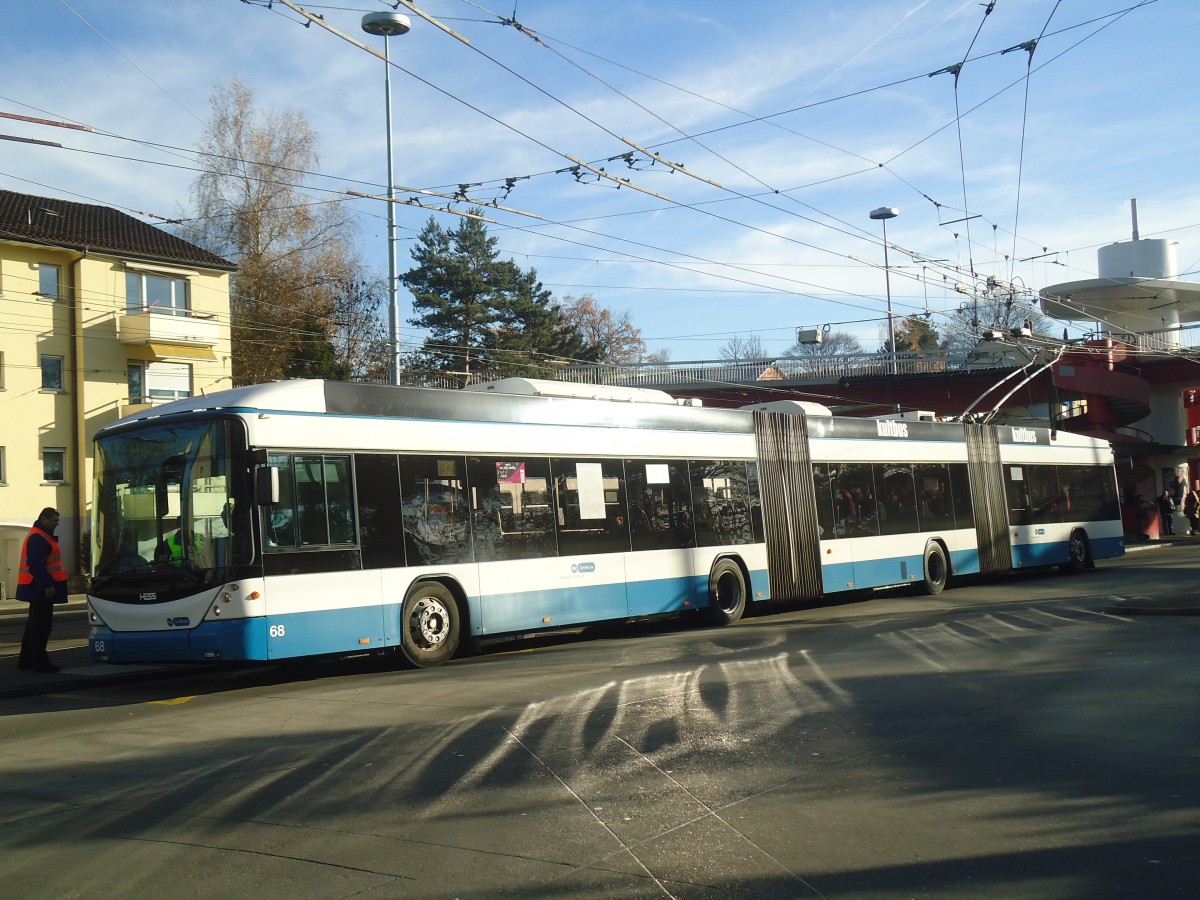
left=1102, top=605, right=1200, bottom=616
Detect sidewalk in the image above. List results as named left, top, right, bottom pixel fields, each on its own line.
left=2, top=538, right=1197, bottom=700
left=0, top=596, right=191, bottom=699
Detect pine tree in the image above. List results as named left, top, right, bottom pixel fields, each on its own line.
left=402, top=212, right=595, bottom=383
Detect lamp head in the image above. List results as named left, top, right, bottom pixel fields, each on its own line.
left=362, top=12, right=412, bottom=37
left=869, top=207, right=899, bottom=221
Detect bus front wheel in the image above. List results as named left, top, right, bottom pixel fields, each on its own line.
left=400, top=582, right=460, bottom=668
left=921, top=542, right=949, bottom=595
left=708, top=559, right=747, bottom=626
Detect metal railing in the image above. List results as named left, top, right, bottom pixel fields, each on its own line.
left=555, top=349, right=991, bottom=389
left=387, top=324, right=1200, bottom=392
left=1087, top=322, right=1200, bottom=352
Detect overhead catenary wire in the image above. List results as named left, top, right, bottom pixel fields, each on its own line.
left=2, top=1, right=1161, bottom=316
left=2, top=0, right=1180, bottom=369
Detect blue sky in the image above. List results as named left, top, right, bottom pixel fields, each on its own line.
left=3, top=0, right=1196, bottom=362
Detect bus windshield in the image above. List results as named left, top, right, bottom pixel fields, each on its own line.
left=92, top=418, right=251, bottom=588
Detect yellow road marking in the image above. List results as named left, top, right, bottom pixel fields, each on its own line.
left=148, top=696, right=195, bottom=705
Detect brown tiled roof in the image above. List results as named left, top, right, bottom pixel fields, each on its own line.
left=0, top=189, right=235, bottom=271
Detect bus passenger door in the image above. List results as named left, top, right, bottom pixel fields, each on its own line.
left=471, top=456, right=631, bottom=634
left=626, top=459, right=697, bottom=616
left=818, top=463, right=869, bottom=594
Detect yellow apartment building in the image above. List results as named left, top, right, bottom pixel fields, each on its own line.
left=0, top=190, right=235, bottom=599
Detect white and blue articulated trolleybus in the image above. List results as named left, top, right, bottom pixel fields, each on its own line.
left=87, top=378, right=1124, bottom=668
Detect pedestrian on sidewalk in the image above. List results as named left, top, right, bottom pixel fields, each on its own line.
left=1156, top=489, right=1177, bottom=537
left=16, top=508, right=69, bottom=673
left=1184, top=481, right=1200, bottom=536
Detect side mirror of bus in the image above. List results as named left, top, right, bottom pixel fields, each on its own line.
left=255, top=466, right=279, bottom=506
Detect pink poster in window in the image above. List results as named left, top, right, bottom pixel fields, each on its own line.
left=496, top=461, right=526, bottom=484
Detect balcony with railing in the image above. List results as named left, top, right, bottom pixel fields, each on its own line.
left=117, top=309, right=220, bottom=351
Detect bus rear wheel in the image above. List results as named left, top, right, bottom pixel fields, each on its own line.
left=921, top=542, right=948, bottom=595
left=400, top=582, right=460, bottom=668
left=1061, top=529, right=1090, bottom=574
left=708, top=559, right=747, bottom=626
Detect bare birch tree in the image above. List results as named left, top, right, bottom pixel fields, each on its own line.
left=185, top=78, right=386, bottom=385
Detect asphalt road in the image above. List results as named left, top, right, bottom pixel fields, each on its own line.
left=1, top=547, right=1198, bottom=899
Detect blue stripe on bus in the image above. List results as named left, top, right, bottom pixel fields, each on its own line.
left=819, top=548, right=982, bottom=594
left=1010, top=534, right=1124, bottom=568
left=950, top=548, right=981, bottom=576
left=263, top=605, right=386, bottom=660
left=822, top=560, right=856, bottom=593
left=481, top=581, right=632, bottom=634
left=90, top=618, right=271, bottom=663
left=854, top=554, right=925, bottom=588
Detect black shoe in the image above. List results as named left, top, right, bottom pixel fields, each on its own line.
left=17, top=659, right=32, bottom=671
left=32, top=662, right=60, bottom=674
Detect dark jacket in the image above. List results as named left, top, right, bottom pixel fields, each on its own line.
left=15, top=524, right=69, bottom=604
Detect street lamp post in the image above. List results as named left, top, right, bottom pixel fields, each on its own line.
left=869, top=206, right=900, bottom=378
left=362, top=11, right=411, bottom=386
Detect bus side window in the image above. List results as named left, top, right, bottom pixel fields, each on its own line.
left=915, top=463, right=953, bottom=530
left=876, top=463, right=918, bottom=536
left=1006, top=464, right=1038, bottom=525
left=1027, top=464, right=1062, bottom=525
left=551, top=457, right=629, bottom=556
left=747, top=461, right=764, bottom=543
left=1061, top=463, right=1119, bottom=522
left=468, top=457, right=555, bottom=561
left=691, top=459, right=753, bottom=546
left=833, top=463, right=879, bottom=537
left=356, top=453, right=407, bottom=569
left=812, top=463, right=835, bottom=539
left=324, top=456, right=355, bottom=544
left=947, top=463, right=974, bottom=529
left=265, top=452, right=296, bottom=549
left=291, top=454, right=356, bottom=546
left=397, top=455, right=470, bottom=566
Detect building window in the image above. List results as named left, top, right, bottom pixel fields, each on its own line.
left=127, top=363, right=145, bottom=403
left=126, top=271, right=189, bottom=316
left=0, top=446, right=6, bottom=484
left=40, top=355, right=64, bottom=391
left=128, top=361, right=191, bottom=404
left=0, top=350, right=5, bottom=390
left=43, top=448, right=66, bottom=484
left=38, top=264, right=62, bottom=300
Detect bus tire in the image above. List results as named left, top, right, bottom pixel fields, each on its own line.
left=1061, top=529, right=1090, bottom=574
left=921, top=541, right=949, bottom=595
left=707, top=559, right=747, bottom=626
left=400, top=581, right=460, bottom=668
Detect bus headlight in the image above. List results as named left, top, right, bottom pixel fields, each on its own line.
left=88, top=605, right=107, bottom=626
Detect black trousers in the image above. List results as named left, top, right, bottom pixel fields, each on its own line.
left=19, top=600, right=55, bottom=665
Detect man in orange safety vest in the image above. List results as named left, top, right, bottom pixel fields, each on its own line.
left=16, top=507, right=69, bottom=673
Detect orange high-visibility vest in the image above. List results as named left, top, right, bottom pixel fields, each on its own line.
left=17, top=526, right=68, bottom=585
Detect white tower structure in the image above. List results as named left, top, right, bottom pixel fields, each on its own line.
left=1041, top=200, right=1200, bottom=350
